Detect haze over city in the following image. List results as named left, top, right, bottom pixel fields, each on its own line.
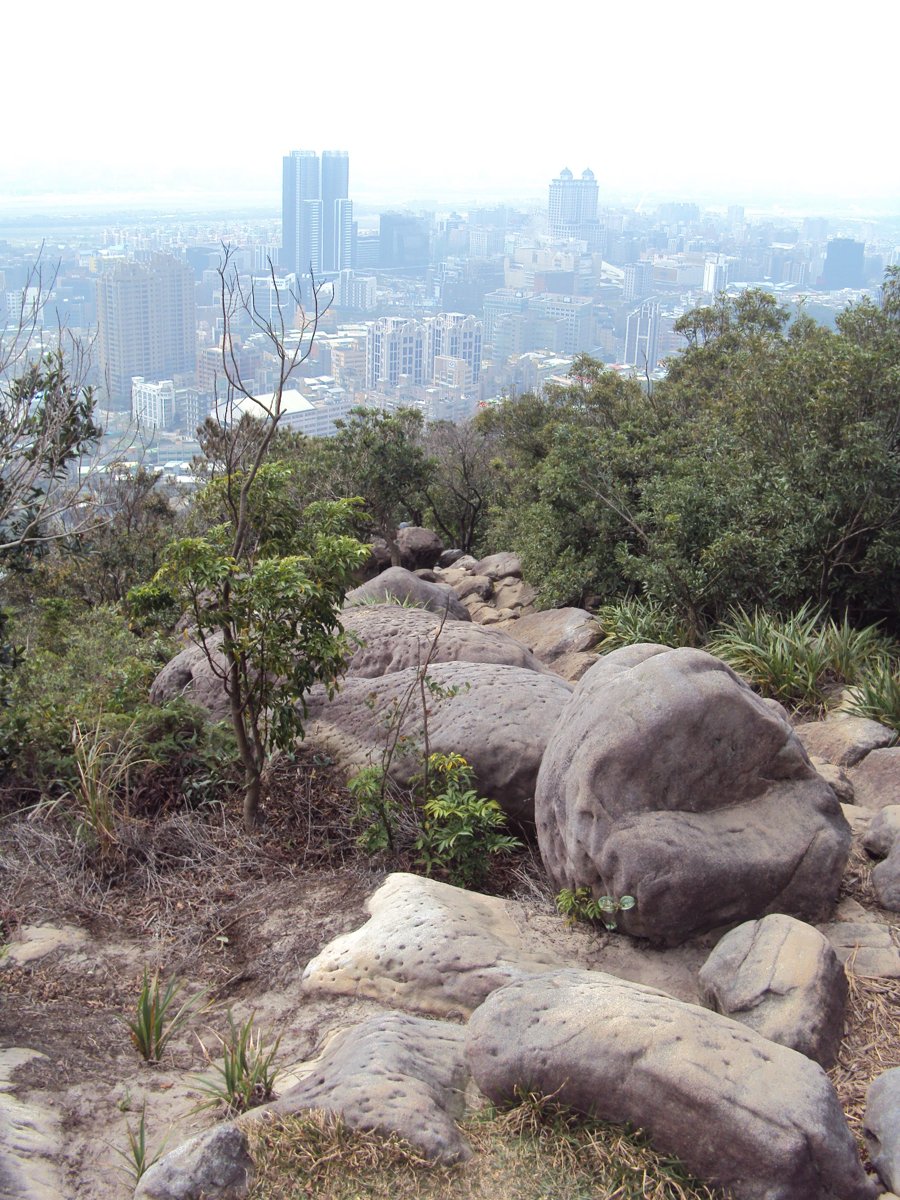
left=4, top=0, right=898, bottom=214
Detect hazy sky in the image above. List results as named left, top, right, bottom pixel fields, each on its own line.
left=4, top=0, right=898, bottom=212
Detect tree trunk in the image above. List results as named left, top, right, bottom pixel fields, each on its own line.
left=243, top=769, right=262, bottom=832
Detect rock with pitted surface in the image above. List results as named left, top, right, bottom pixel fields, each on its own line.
left=465, top=968, right=876, bottom=1200
left=134, top=1124, right=253, bottom=1200
left=340, top=604, right=547, bottom=679
left=149, top=635, right=230, bottom=720
left=795, top=717, right=896, bottom=769
left=864, top=808, right=900, bottom=859
left=865, top=1068, right=900, bottom=1194
left=302, top=873, right=566, bottom=1017
left=699, top=914, right=848, bottom=1067
left=263, top=1013, right=470, bottom=1164
left=305, top=661, right=572, bottom=824
left=536, top=645, right=851, bottom=946
left=344, top=567, right=470, bottom=621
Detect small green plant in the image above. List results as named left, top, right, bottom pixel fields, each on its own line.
left=66, top=716, right=149, bottom=866
left=112, top=1104, right=167, bottom=1185
left=347, top=764, right=406, bottom=853
left=845, top=657, right=900, bottom=735
left=415, top=753, right=520, bottom=888
left=556, top=887, right=636, bottom=931
left=123, top=969, right=206, bottom=1063
left=193, top=1011, right=281, bottom=1115
left=597, top=598, right=693, bottom=651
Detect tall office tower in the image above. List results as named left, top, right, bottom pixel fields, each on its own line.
left=282, top=149, right=352, bottom=279
left=429, top=313, right=483, bottom=383
left=366, top=317, right=429, bottom=388
left=96, top=254, right=195, bottom=405
left=822, top=238, right=865, bottom=289
left=623, top=300, right=660, bottom=372
left=703, top=256, right=729, bottom=295
left=548, top=168, right=599, bottom=242
left=623, top=261, right=654, bottom=304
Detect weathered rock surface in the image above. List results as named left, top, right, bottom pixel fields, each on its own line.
left=536, top=645, right=851, bottom=945
left=396, top=526, right=444, bottom=571
left=471, top=552, right=522, bottom=580
left=507, top=607, right=602, bottom=665
left=0, top=1049, right=64, bottom=1200
left=873, top=847, right=900, bottom=912
left=849, top=749, right=900, bottom=811
left=820, top=922, right=900, bottom=979
left=134, top=1123, right=253, bottom=1200
left=547, top=649, right=601, bottom=682
left=865, top=807, right=900, bottom=859
left=340, top=604, right=547, bottom=679
left=305, top=661, right=572, bottom=824
left=2, top=924, right=87, bottom=967
left=344, top=567, right=470, bottom=621
left=795, top=717, right=896, bottom=769
left=302, top=873, right=566, bottom=1017
left=149, top=636, right=231, bottom=721
left=262, top=1013, right=470, bottom=1163
left=491, top=576, right=536, bottom=612
left=814, top=757, right=856, bottom=804
left=698, top=914, right=848, bottom=1067
left=466, top=968, right=876, bottom=1200
left=865, top=1069, right=900, bottom=1194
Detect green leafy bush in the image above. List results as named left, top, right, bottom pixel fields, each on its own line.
left=846, top=658, right=900, bottom=734
left=556, top=887, right=636, bottom=931
left=596, top=598, right=692, bottom=651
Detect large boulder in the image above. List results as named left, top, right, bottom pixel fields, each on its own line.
left=819, top=922, right=900, bottom=980
left=134, top=1124, right=253, bottom=1200
left=344, top=567, right=470, bottom=621
left=848, top=749, right=900, bottom=811
left=302, top=873, right=566, bottom=1017
left=795, top=717, right=896, bottom=769
left=471, top=552, right=522, bottom=580
left=873, top=848, right=900, bottom=912
left=263, top=1013, right=470, bottom=1164
left=305, top=661, right=572, bottom=824
left=698, top=914, right=848, bottom=1067
left=536, top=645, right=851, bottom=946
left=149, top=635, right=231, bottom=721
left=507, top=607, right=603, bottom=665
left=340, top=604, right=548, bottom=679
left=865, top=1068, right=900, bottom=1193
left=466, top=969, right=876, bottom=1200
left=864, top=807, right=900, bottom=859
left=396, top=526, right=444, bottom=571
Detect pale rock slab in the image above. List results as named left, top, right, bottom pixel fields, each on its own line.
left=340, top=604, right=547, bottom=679
left=849, top=749, right=900, bottom=812
left=149, top=635, right=230, bottom=720
left=795, top=717, right=896, bottom=769
left=0, top=1049, right=65, bottom=1200
left=698, top=914, right=848, bottom=1067
left=507, top=607, right=603, bottom=665
left=536, top=645, right=851, bottom=945
left=2, top=924, right=87, bottom=967
left=133, top=1124, right=254, bottom=1200
left=471, top=552, right=522, bottom=580
left=465, top=968, right=876, bottom=1200
left=304, top=660, right=572, bottom=824
left=820, top=922, right=900, bottom=979
left=344, top=567, right=470, bottom=621
left=865, top=1068, right=900, bottom=1193
left=301, top=873, right=566, bottom=1017
left=260, top=1013, right=470, bottom=1163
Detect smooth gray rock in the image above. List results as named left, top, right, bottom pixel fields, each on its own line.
left=873, top=846, right=900, bottom=912
left=134, top=1124, right=253, bottom=1200
left=263, top=1013, right=470, bottom=1163
left=395, top=526, right=444, bottom=570
left=699, top=914, right=848, bottom=1067
left=820, top=922, right=900, bottom=979
left=508, top=607, right=602, bottom=665
left=466, top=968, right=876, bottom=1200
left=796, top=718, right=896, bottom=769
left=865, top=1069, right=900, bottom=1192
left=305, top=661, right=572, bottom=824
left=0, top=1049, right=64, bottom=1200
left=865, top=808, right=900, bottom=859
left=471, top=552, right=522, bottom=580
left=849, top=750, right=900, bottom=811
left=149, top=636, right=230, bottom=720
left=340, top=604, right=547, bottom=679
left=536, top=645, right=851, bottom=945
left=344, top=567, right=470, bottom=621
left=453, top=574, right=493, bottom=601
left=302, top=872, right=565, bottom=1017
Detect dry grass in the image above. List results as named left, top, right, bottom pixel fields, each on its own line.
left=831, top=965, right=900, bottom=1153
left=246, top=1100, right=730, bottom=1200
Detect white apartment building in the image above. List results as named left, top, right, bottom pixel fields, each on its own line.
left=131, top=377, right=175, bottom=430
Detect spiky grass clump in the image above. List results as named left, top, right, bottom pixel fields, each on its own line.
left=596, top=597, right=692, bottom=652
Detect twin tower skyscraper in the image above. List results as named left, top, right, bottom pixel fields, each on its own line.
left=282, top=150, right=353, bottom=283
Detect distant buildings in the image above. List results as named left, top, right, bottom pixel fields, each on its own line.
left=96, top=254, right=196, bottom=405
left=623, top=301, right=660, bottom=372
left=822, top=238, right=865, bottom=289
left=548, top=168, right=599, bottom=242
left=365, top=313, right=483, bottom=390
left=282, top=149, right=353, bottom=282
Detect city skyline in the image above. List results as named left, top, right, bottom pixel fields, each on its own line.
left=3, top=0, right=898, bottom=216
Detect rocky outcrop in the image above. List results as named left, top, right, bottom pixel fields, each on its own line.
left=819, top=922, right=900, bottom=979
left=699, top=914, right=848, bottom=1067
left=305, top=661, right=572, bottom=824
left=795, top=717, right=896, bottom=769
left=340, top=604, right=547, bottom=679
left=848, top=749, right=900, bottom=811
left=536, top=645, right=851, bottom=945
left=149, top=635, right=231, bottom=721
left=134, top=1124, right=253, bottom=1200
left=344, top=567, right=470, bottom=621
left=865, top=1069, right=900, bottom=1194
left=264, top=1013, right=470, bottom=1164
left=465, top=968, right=876, bottom=1200
left=302, top=873, right=566, bottom=1017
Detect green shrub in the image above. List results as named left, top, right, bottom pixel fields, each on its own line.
left=596, top=598, right=693, bottom=652
left=556, top=887, right=636, bottom=931
left=845, top=658, right=900, bottom=734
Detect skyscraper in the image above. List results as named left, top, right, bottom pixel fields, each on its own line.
left=623, top=301, right=660, bottom=372
left=822, top=238, right=865, bottom=289
left=96, top=254, right=195, bottom=405
left=282, top=149, right=353, bottom=280
left=548, top=168, right=599, bottom=242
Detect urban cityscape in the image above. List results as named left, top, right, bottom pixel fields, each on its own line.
left=1, top=146, right=898, bottom=477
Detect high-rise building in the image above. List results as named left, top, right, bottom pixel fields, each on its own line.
left=548, top=168, right=599, bottom=242
left=282, top=149, right=353, bottom=280
left=623, top=301, right=660, bottom=372
left=96, top=254, right=195, bottom=405
left=703, top=257, right=729, bottom=295
left=822, top=238, right=865, bottom=289
left=131, top=377, right=175, bottom=430
left=366, top=317, right=429, bottom=388
left=429, top=313, right=482, bottom=383
left=624, top=261, right=655, bottom=305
